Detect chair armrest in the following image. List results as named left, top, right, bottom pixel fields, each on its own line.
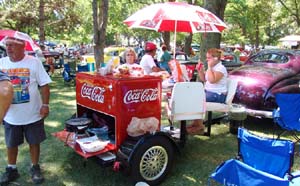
left=288, top=171, right=300, bottom=185
left=272, top=108, right=287, bottom=128
left=289, top=171, right=300, bottom=180
left=272, top=108, right=280, bottom=118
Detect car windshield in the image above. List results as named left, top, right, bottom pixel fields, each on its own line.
left=107, top=50, right=119, bottom=56
left=176, top=54, right=187, bottom=60
left=253, top=53, right=288, bottom=64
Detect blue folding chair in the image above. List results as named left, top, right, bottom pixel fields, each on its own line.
left=209, top=128, right=300, bottom=186
left=62, top=63, right=76, bottom=85
left=273, top=93, right=300, bottom=142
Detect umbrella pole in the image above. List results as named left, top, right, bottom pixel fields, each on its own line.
left=169, top=20, right=178, bottom=132
left=173, top=20, right=177, bottom=59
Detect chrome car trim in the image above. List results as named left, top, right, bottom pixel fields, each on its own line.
left=245, top=108, right=273, bottom=118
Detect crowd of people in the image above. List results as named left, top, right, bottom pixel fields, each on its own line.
left=0, top=36, right=229, bottom=185
left=111, top=43, right=229, bottom=136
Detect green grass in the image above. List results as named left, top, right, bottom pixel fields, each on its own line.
left=0, top=72, right=299, bottom=186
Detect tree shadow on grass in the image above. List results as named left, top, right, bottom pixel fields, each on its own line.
left=18, top=74, right=297, bottom=186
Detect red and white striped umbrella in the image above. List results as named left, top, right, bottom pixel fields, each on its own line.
left=0, top=29, right=40, bottom=51
left=124, top=2, right=227, bottom=82
left=124, top=2, right=227, bottom=34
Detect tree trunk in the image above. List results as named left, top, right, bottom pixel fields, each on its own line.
left=255, top=17, right=260, bottom=49
left=162, top=32, right=171, bottom=51
left=200, top=0, right=227, bottom=62
left=183, top=0, right=196, bottom=56
left=38, top=0, right=45, bottom=45
left=159, top=0, right=175, bottom=51
left=93, top=0, right=109, bottom=70
left=184, top=33, right=193, bottom=56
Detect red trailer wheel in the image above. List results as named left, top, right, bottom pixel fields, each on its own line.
left=129, top=136, right=174, bottom=186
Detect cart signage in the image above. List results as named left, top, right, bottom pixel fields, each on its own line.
left=80, top=83, right=105, bottom=103
left=123, top=88, right=159, bottom=104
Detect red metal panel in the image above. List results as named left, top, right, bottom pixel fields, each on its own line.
left=76, top=73, right=118, bottom=115
left=76, top=72, right=162, bottom=148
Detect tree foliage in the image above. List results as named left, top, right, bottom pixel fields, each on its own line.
left=0, top=0, right=87, bottom=43
left=0, top=0, right=299, bottom=51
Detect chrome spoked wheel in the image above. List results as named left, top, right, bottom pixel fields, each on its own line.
left=130, top=135, right=174, bottom=185
left=139, top=146, right=168, bottom=180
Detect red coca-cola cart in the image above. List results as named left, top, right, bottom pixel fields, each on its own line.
left=54, top=72, right=187, bottom=185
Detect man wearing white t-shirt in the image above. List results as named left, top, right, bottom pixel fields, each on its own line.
left=0, top=37, right=51, bottom=185
left=140, top=42, right=162, bottom=75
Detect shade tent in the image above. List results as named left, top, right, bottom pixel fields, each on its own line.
left=279, top=35, right=300, bottom=47
left=279, top=35, right=300, bottom=42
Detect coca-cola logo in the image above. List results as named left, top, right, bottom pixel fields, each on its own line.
left=124, top=88, right=159, bottom=104
left=80, top=83, right=105, bottom=103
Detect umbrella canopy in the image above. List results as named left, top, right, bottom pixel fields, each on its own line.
left=124, top=2, right=227, bottom=82
left=0, top=29, right=40, bottom=51
left=124, top=2, right=227, bottom=33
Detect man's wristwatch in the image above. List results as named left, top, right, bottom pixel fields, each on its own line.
left=42, top=104, right=49, bottom=107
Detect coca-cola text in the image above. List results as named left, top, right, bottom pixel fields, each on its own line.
left=124, top=88, right=158, bottom=104
left=81, top=83, right=105, bottom=103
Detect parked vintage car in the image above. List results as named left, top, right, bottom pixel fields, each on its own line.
left=222, top=52, right=243, bottom=72
left=170, top=51, right=198, bottom=81
left=42, top=50, right=60, bottom=60
left=174, top=51, right=242, bottom=81
left=229, top=49, right=300, bottom=119
left=0, top=45, right=6, bottom=58
left=80, top=47, right=126, bottom=66
left=222, top=46, right=250, bottom=62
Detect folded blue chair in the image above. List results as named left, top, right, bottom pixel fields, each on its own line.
left=273, top=93, right=300, bottom=142
left=62, top=63, right=76, bottom=85
left=209, top=128, right=300, bottom=186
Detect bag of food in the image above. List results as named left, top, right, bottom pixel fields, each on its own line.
left=127, top=117, right=159, bottom=137
left=76, top=136, right=109, bottom=153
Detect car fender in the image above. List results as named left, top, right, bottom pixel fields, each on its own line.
left=264, top=73, right=300, bottom=109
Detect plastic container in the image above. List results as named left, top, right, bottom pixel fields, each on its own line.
left=87, top=62, right=95, bottom=72
left=229, top=104, right=247, bottom=121
left=229, top=104, right=247, bottom=134
left=77, top=64, right=89, bottom=72
left=87, top=126, right=109, bottom=140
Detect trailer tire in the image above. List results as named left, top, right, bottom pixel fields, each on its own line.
left=130, top=136, right=174, bottom=186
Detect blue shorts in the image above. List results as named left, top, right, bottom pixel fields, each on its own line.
left=3, top=119, right=46, bottom=148
left=206, top=90, right=227, bottom=103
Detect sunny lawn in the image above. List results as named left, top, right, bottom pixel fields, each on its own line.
left=0, top=72, right=299, bottom=186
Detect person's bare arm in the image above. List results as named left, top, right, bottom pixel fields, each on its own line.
left=196, top=62, right=205, bottom=82
left=206, top=69, right=224, bottom=84
left=0, top=80, right=13, bottom=122
left=152, top=66, right=162, bottom=72
left=39, top=84, right=50, bottom=118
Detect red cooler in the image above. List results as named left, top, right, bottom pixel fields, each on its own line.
left=76, top=72, right=162, bottom=148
